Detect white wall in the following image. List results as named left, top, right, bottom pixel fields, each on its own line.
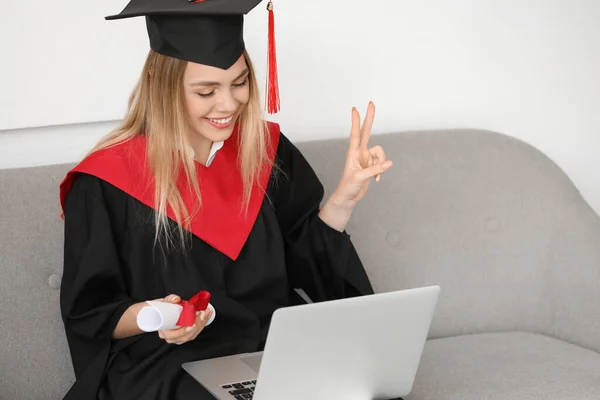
left=1, top=0, right=599, bottom=214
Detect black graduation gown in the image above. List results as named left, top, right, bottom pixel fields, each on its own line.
left=59, top=132, right=374, bottom=400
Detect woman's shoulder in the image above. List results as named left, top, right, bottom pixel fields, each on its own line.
left=68, top=171, right=103, bottom=193
left=270, top=127, right=323, bottom=193
left=60, top=138, right=145, bottom=212
left=272, top=129, right=311, bottom=169
left=63, top=173, right=132, bottom=221
left=65, top=136, right=146, bottom=185
left=67, top=172, right=119, bottom=197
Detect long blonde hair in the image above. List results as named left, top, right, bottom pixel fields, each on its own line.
left=88, top=49, right=274, bottom=251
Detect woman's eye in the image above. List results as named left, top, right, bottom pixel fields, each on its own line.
left=232, top=78, right=248, bottom=88
left=196, top=78, right=246, bottom=97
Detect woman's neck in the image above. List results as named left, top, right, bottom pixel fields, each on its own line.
left=188, top=135, right=213, bottom=166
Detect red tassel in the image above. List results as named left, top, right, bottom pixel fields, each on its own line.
left=266, top=1, right=280, bottom=114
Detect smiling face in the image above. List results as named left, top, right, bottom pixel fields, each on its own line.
left=182, top=54, right=251, bottom=157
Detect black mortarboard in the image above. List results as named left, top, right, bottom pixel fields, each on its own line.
left=106, top=0, right=280, bottom=113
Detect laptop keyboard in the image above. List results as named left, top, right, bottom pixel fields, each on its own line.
left=221, top=380, right=256, bottom=399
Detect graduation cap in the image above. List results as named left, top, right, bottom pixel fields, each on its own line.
left=106, top=0, right=280, bottom=114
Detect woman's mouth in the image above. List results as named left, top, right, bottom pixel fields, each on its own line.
left=205, top=114, right=234, bottom=129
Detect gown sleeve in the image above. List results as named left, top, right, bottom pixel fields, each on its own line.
left=59, top=174, right=137, bottom=399
left=272, top=133, right=375, bottom=303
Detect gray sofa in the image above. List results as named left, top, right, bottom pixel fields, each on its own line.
left=1, top=128, right=599, bottom=399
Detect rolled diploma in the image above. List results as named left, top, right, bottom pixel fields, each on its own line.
left=136, top=301, right=216, bottom=332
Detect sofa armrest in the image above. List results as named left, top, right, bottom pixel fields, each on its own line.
left=545, top=202, right=600, bottom=353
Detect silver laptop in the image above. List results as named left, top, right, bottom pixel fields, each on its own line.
left=182, top=285, right=440, bottom=400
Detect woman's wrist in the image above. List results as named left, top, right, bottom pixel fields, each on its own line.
left=112, top=301, right=146, bottom=339
left=318, top=192, right=355, bottom=232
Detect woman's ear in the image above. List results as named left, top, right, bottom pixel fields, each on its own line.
left=148, top=65, right=153, bottom=77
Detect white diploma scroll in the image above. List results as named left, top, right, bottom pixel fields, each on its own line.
left=136, top=301, right=216, bottom=332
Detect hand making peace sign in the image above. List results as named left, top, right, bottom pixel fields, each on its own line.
left=331, top=102, right=393, bottom=208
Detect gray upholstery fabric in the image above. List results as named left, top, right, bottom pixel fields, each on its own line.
left=406, top=332, right=600, bottom=399
left=297, top=129, right=600, bottom=353
left=1, top=128, right=599, bottom=399
left=0, top=164, right=75, bottom=400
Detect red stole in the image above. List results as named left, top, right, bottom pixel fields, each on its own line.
left=59, top=121, right=280, bottom=261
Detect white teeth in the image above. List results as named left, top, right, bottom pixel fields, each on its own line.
left=208, top=116, right=233, bottom=124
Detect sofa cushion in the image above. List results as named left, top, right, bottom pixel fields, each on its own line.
left=406, top=331, right=600, bottom=399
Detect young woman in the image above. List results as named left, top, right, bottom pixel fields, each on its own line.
left=58, top=1, right=393, bottom=399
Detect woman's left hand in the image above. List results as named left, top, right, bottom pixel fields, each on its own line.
left=332, top=101, right=393, bottom=208
left=157, top=295, right=213, bottom=345
left=318, top=102, right=393, bottom=232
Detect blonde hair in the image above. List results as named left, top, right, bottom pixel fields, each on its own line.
left=88, top=49, right=274, bottom=251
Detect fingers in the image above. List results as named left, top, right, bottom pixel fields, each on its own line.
left=349, top=101, right=375, bottom=151
left=354, top=160, right=393, bottom=183
left=369, top=145, right=386, bottom=164
left=164, top=294, right=181, bottom=303
left=185, top=309, right=211, bottom=334
left=360, top=102, right=375, bottom=149
left=349, top=107, right=361, bottom=150
left=154, top=294, right=181, bottom=303
left=358, top=146, right=386, bottom=178
left=369, top=145, right=386, bottom=181
left=159, top=325, right=188, bottom=345
left=158, top=308, right=213, bottom=345
left=194, top=308, right=213, bottom=333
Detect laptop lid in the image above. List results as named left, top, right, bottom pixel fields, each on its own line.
left=252, top=285, right=440, bottom=400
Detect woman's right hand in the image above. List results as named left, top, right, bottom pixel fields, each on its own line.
left=157, top=294, right=213, bottom=345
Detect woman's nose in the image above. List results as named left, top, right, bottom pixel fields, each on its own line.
left=215, top=90, right=238, bottom=114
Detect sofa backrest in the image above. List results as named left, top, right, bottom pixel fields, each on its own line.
left=297, top=129, right=600, bottom=352
left=0, top=163, right=75, bottom=399
left=1, top=128, right=599, bottom=399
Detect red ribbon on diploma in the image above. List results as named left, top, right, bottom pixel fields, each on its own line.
left=176, top=291, right=211, bottom=326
